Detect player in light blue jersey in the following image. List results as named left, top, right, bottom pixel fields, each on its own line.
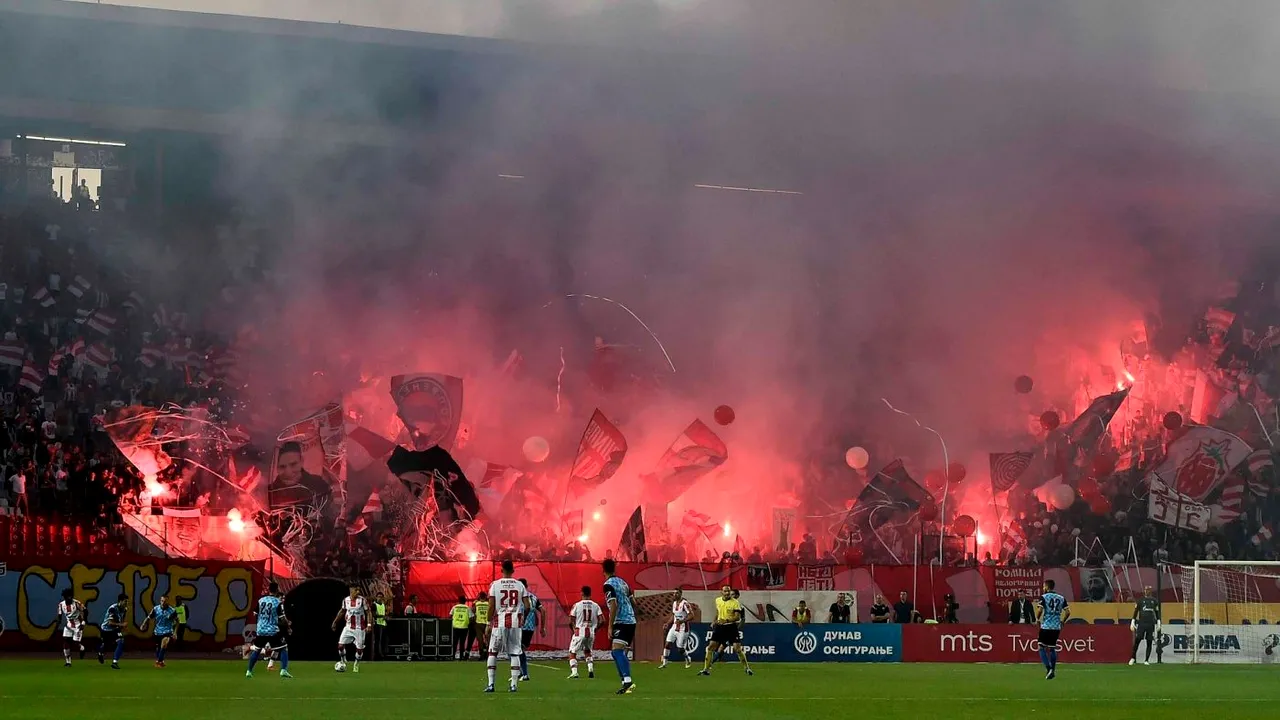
left=1036, top=579, right=1070, bottom=680
left=517, top=579, right=544, bottom=682
left=247, top=582, right=292, bottom=679
left=139, top=595, right=178, bottom=668
left=603, top=559, right=636, bottom=694
left=98, top=593, right=129, bottom=669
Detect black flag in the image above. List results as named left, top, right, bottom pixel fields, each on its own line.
left=387, top=444, right=481, bottom=522
left=618, top=506, right=647, bottom=561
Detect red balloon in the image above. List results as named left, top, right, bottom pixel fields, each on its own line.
left=1014, top=375, right=1034, bottom=394
left=953, top=515, right=977, bottom=537
left=713, top=405, right=736, bottom=426
left=1163, top=411, right=1183, bottom=431
left=923, top=470, right=947, bottom=491
left=919, top=504, right=939, bottom=522
left=947, top=462, right=967, bottom=483
left=1040, top=411, right=1061, bottom=431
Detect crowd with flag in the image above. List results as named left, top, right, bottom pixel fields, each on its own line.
left=0, top=199, right=245, bottom=531
left=7, top=195, right=1280, bottom=581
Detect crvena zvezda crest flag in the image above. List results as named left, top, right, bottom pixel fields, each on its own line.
left=642, top=419, right=728, bottom=504
left=567, top=409, right=628, bottom=497
left=389, top=373, right=464, bottom=451
left=1145, top=426, right=1252, bottom=503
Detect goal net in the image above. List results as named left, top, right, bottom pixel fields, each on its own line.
left=1178, top=561, right=1280, bottom=664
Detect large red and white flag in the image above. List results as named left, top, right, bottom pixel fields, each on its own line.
left=567, top=409, right=628, bottom=497
left=67, top=275, right=91, bottom=301
left=361, top=491, right=383, bottom=515
left=84, top=343, right=113, bottom=371
left=86, top=310, right=117, bottom=335
left=18, top=358, right=42, bottom=393
left=138, top=345, right=164, bottom=368
left=681, top=509, right=721, bottom=539
left=643, top=420, right=728, bottom=504
left=228, top=456, right=263, bottom=495
left=47, top=346, right=66, bottom=377
left=0, top=340, right=24, bottom=368
left=1145, top=426, right=1253, bottom=503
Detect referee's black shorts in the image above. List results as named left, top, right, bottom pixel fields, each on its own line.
left=711, top=623, right=739, bottom=645
left=1037, top=628, right=1060, bottom=648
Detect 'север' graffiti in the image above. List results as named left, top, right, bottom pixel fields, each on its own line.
left=0, top=556, right=262, bottom=650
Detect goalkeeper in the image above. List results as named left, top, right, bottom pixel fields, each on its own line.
left=1128, top=586, right=1161, bottom=666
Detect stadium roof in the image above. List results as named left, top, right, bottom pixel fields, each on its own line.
left=0, top=0, right=554, bottom=144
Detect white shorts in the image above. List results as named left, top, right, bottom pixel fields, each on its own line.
left=63, top=626, right=83, bottom=641
left=665, top=627, right=689, bottom=648
left=569, top=630, right=595, bottom=656
left=488, top=626, right=523, bottom=657
left=338, top=628, right=367, bottom=648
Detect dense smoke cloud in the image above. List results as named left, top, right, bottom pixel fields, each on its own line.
left=47, top=0, right=1280, bottom=540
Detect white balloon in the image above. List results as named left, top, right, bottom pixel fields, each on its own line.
left=522, top=436, right=551, bottom=463
left=1033, top=521, right=1043, bottom=529
left=1115, top=511, right=1127, bottom=522
left=845, top=446, right=870, bottom=470
left=1050, top=524, right=1059, bottom=533
left=1071, top=528, right=1081, bottom=537
left=1049, top=484, right=1076, bottom=510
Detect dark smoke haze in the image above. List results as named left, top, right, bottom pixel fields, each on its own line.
left=50, top=0, right=1280, bottom=539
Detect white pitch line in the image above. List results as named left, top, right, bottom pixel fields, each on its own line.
left=693, top=183, right=803, bottom=195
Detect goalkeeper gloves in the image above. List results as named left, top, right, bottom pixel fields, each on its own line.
left=1156, top=621, right=1162, bottom=633
left=1130, top=620, right=1137, bottom=631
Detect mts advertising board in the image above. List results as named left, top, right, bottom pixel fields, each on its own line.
left=1155, top=625, right=1280, bottom=664
left=902, top=624, right=1132, bottom=663
left=685, top=623, right=901, bottom=662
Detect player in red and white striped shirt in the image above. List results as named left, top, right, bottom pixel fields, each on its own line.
left=486, top=559, right=530, bottom=693
left=567, top=586, right=602, bottom=679
left=331, top=584, right=371, bottom=672
left=659, top=589, right=693, bottom=669
left=57, top=588, right=86, bottom=667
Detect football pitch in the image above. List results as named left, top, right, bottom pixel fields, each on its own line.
left=1, top=658, right=1277, bottom=720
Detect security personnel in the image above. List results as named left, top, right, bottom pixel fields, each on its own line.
left=174, top=599, right=189, bottom=649
left=471, top=591, right=491, bottom=660
left=450, top=595, right=473, bottom=660
left=791, top=601, right=811, bottom=629
left=373, top=592, right=388, bottom=660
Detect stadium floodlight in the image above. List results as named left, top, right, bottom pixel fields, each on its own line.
left=1180, top=560, right=1280, bottom=664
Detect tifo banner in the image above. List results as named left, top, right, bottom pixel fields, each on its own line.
left=0, top=556, right=261, bottom=650
left=684, top=623, right=900, bottom=663
left=902, top=623, right=1133, bottom=663
left=1159, top=625, right=1280, bottom=664
left=991, top=567, right=1043, bottom=606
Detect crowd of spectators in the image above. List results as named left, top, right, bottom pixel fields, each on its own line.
left=0, top=191, right=234, bottom=548
left=5, top=179, right=1280, bottom=579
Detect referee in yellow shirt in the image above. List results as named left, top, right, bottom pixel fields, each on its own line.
left=698, top=586, right=754, bottom=676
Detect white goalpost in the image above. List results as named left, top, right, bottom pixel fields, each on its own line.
left=1178, top=561, right=1280, bottom=664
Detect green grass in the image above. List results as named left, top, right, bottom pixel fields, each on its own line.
left=2, top=658, right=1279, bottom=720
